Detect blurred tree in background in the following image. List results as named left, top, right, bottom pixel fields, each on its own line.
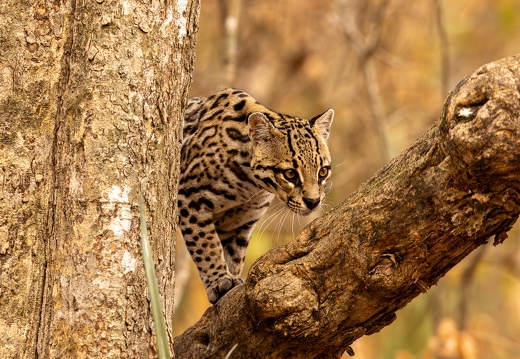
left=175, top=1, right=520, bottom=358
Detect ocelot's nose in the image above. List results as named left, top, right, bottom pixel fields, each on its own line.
left=303, top=197, right=320, bottom=210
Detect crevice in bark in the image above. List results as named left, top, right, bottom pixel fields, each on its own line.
left=37, top=0, right=77, bottom=356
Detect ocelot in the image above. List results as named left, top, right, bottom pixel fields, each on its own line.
left=178, top=88, right=333, bottom=304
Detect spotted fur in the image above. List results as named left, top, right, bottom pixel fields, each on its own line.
left=179, top=88, right=333, bottom=304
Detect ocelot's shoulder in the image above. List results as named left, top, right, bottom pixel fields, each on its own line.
left=208, top=88, right=257, bottom=107
left=213, top=88, right=253, bottom=98
left=205, top=88, right=267, bottom=115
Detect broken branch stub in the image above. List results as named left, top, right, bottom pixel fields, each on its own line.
left=174, top=55, right=520, bottom=359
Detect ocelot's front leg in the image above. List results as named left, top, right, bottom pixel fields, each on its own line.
left=214, top=194, right=273, bottom=277
left=217, top=219, right=259, bottom=276
left=179, top=202, right=243, bottom=304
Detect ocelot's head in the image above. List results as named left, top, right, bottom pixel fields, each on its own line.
left=248, top=110, right=334, bottom=216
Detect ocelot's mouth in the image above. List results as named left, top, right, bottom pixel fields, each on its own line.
left=286, top=198, right=315, bottom=216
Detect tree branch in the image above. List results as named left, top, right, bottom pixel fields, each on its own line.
left=174, top=54, right=520, bottom=358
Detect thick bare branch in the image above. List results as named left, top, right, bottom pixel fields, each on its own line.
left=174, top=54, right=520, bottom=359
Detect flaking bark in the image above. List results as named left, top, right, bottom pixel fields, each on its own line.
left=174, top=55, right=520, bottom=358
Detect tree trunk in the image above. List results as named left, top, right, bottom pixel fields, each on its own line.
left=174, top=55, right=520, bottom=358
left=0, top=1, right=199, bottom=357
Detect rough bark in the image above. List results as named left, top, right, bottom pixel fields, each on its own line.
left=0, top=0, right=199, bottom=358
left=174, top=55, right=520, bottom=358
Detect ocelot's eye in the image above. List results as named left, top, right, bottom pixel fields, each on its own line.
left=283, top=169, right=298, bottom=182
left=318, top=167, right=329, bottom=179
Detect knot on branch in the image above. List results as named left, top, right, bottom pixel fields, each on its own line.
left=441, top=57, right=520, bottom=184
left=247, top=272, right=320, bottom=337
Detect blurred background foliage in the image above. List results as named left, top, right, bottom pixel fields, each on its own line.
left=174, top=0, right=520, bottom=358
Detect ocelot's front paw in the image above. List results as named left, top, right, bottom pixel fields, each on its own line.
left=207, top=275, right=244, bottom=304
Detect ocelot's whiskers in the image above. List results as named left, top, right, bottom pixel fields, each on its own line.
left=291, top=212, right=296, bottom=239
left=325, top=180, right=333, bottom=195
left=241, top=189, right=264, bottom=208
left=274, top=208, right=291, bottom=246
left=255, top=203, right=286, bottom=241
left=320, top=200, right=334, bottom=213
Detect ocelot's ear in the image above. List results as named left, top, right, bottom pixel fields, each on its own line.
left=311, top=109, right=334, bottom=141
left=248, top=112, right=278, bottom=142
